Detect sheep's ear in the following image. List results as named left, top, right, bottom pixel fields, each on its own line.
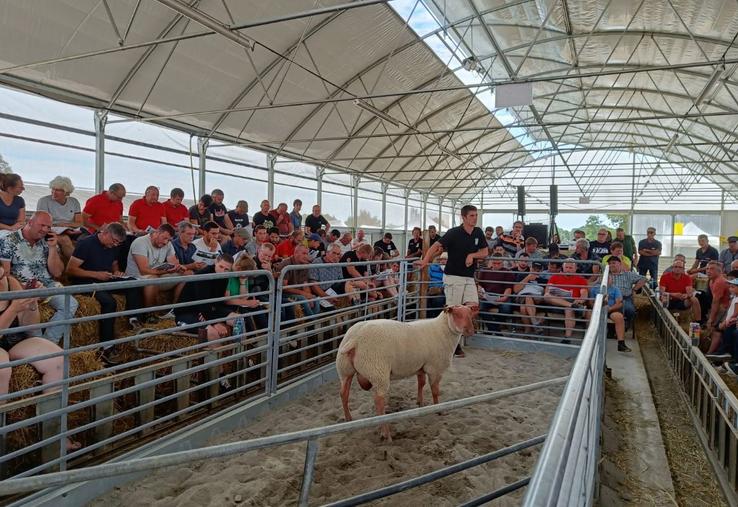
left=443, top=306, right=452, bottom=313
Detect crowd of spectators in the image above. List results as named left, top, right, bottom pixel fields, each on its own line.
left=2, top=171, right=738, bottom=391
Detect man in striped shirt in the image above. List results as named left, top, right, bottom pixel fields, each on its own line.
left=607, top=256, right=647, bottom=321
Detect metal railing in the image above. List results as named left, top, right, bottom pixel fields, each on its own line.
left=523, top=267, right=610, bottom=506
left=650, top=291, right=738, bottom=505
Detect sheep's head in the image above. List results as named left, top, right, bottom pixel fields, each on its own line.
left=444, top=305, right=475, bottom=337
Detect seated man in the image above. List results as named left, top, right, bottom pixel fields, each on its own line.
left=275, top=230, right=304, bottom=259
left=36, top=176, right=83, bottom=259
left=476, top=254, right=515, bottom=331
left=589, top=274, right=630, bottom=352
left=244, top=225, right=269, bottom=258
left=125, top=223, right=182, bottom=321
left=308, top=243, right=355, bottom=309
left=607, top=255, right=646, bottom=322
left=571, top=239, right=600, bottom=277
left=710, top=279, right=738, bottom=372
left=0, top=212, right=79, bottom=344
left=544, top=258, right=589, bottom=342
left=659, top=259, right=700, bottom=321
left=307, top=233, right=325, bottom=261
left=171, top=221, right=206, bottom=275
left=275, top=245, right=319, bottom=318
left=706, top=261, right=732, bottom=354
left=188, top=194, right=213, bottom=228
left=514, top=260, right=547, bottom=334
left=127, top=186, right=165, bottom=235
left=221, top=228, right=250, bottom=258
left=191, top=221, right=222, bottom=266
left=66, top=223, right=142, bottom=362
left=340, top=243, right=374, bottom=303
left=163, top=187, right=190, bottom=227
left=174, top=253, right=238, bottom=345
left=374, top=233, right=399, bottom=258
left=81, top=183, right=126, bottom=235
left=602, top=241, right=631, bottom=271
left=689, top=234, right=719, bottom=276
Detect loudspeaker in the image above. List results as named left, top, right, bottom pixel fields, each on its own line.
left=517, top=186, right=526, bottom=216
left=524, top=223, right=548, bottom=246
left=550, top=185, right=558, bottom=216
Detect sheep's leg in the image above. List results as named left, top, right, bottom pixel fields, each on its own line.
left=340, top=374, right=354, bottom=421
left=416, top=371, right=426, bottom=406
left=429, top=375, right=443, bottom=404
left=374, top=392, right=392, bottom=442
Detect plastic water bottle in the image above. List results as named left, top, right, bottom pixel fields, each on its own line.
left=232, top=317, right=245, bottom=341
left=655, top=287, right=661, bottom=305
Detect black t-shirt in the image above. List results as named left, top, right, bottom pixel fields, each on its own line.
left=696, top=245, right=719, bottom=268
left=510, top=267, right=530, bottom=283
left=438, top=225, right=487, bottom=278
left=70, top=234, right=118, bottom=281
left=374, top=239, right=398, bottom=257
left=308, top=242, right=326, bottom=260
left=407, top=238, right=422, bottom=256
left=429, top=234, right=441, bottom=247
left=176, top=265, right=229, bottom=317
left=227, top=210, right=249, bottom=229
left=252, top=211, right=274, bottom=229
left=305, top=214, right=329, bottom=233
left=209, top=203, right=228, bottom=227
left=588, top=240, right=610, bottom=258
left=340, top=250, right=366, bottom=278
left=188, top=205, right=212, bottom=227
left=638, top=238, right=662, bottom=266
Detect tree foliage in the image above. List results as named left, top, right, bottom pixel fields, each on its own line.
left=0, top=153, right=11, bottom=173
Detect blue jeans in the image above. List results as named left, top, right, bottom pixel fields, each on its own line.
left=622, top=296, right=636, bottom=322
left=44, top=293, right=79, bottom=343
left=638, top=261, right=658, bottom=288
left=480, top=301, right=513, bottom=331
left=284, top=294, right=318, bottom=317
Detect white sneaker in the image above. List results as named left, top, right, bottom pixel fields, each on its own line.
left=158, top=309, right=175, bottom=320
left=723, top=362, right=738, bottom=377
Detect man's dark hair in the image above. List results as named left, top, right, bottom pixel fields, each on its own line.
left=170, top=187, right=184, bottom=199
left=574, top=229, right=585, bottom=236
left=525, top=237, right=538, bottom=246
left=413, top=226, right=421, bottom=233
left=728, top=269, right=738, bottom=278
left=616, top=227, right=625, bottom=233
left=253, top=225, right=266, bottom=233
left=101, top=222, right=127, bottom=241
left=460, top=205, right=477, bottom=217
left=158, top=223, right=176, bottom=237
left=202, top=221, right=219, bottom=233
left=517, top=252, right=529, bottom=258
left=384, top=232, right=393, bottom=240
left=485, top=226, right=493, bottom=232
left=216, top=253, right=234, bottom=264
left=610, top=241, right=623, bottom=250
left=268, top=227, right=280, bottom=235
left=331, top=229, right=341, bottom=239
left=199, top=194, right=213, bottom=207
left=491, top=253, right=503, bottom=258
left=293, top=199, right=302, bottom=206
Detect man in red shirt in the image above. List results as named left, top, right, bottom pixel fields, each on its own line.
left=163, top=187, right=189, bottom=226
left=128, top=186, right=165, bottom=234
left=269, top=202, right=293, bottom=236
left=82, top=183, right=126, bottom=233
left=659, top=259, right=700, bottom=321
left=544, top=258, right=589, bottom=342
left=707, top=261, right=732, bottom=354
left=276, top=230, right=304, bottom=259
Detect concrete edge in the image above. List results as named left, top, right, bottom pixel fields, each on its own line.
left=468, top=334, right=580, bottom=359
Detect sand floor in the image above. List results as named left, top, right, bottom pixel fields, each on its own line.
left=90, top=348, right=572, bottom=507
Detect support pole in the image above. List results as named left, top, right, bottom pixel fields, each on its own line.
left=381, top=183, right=388, bottom=231
left=197, top=137, right=208, bottom=198
left=317, top=168, right=324, bottom=207
left=94, top=110, right=107, bottom=194
left=421, top=193, right=427, bottom=231
left=351, top=175, right=360, bottom=232
left=403, top=189, right=410, bottom=236
left=438, top=199, right=443, bottom=234
left=267, top=154, right=276, bottom=204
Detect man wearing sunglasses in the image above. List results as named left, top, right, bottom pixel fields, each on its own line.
left=588, top=228, right=611, bottom=259
left=638, top=227, right=662, bottom=288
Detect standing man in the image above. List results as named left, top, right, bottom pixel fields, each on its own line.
left=290, top=199, right=303, bottom=231
left=689, top=234, right=719, bottom=275
left=615, top=228, right=637, bottom=266
left=638, top=227, right=662, bottom=287
left=252, top=200, right=274, bottom=229
left=428, top=225, right=441, bottom=247
left=270, top=202, right=293, bottom=236
left=406, top=227, right=423, bottom=259
left=499, top=220, right=525, bottom=257
left=720, top=236, right=738, bottom=273
left=209, top=189, right=234, bottom=235
left=352, top=229, right=368, bottom=249
left=305, top=205, right=330, bottom=234
left=418, top=205, right=487, bottom=357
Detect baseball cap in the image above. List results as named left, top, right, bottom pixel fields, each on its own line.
left=532, top=261, right=544, bottom=269
left=607, top=255, right=622, bottom=263
left=308, top=233, right=321, bottom=241
left=729, top=236, right=738, bottom=243
left=728, top=278, right=738, bottom=286
left=234, top=228, right=251, bottom=240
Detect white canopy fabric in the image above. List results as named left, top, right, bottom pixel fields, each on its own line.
left=0, top=0, right=736, bottom=206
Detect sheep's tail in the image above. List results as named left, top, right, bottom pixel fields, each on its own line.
left=336, top=324, right=373, bottom=390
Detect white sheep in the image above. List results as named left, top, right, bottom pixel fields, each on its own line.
left=336, top=305, right=475, bottom=440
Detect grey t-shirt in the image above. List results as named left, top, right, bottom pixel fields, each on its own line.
left=36, top=195, right=81, bottom=224
left=125, top=234, right=175, bottom=277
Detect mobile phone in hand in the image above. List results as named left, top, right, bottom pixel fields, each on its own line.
left=24, top=279, right=36, bottom=290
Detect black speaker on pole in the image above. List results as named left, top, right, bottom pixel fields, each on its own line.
left=550, top=184, right=558, bottom=216
left=524, top=223, right=548, bottom=246
left=517, top=186, right=526, bottom=216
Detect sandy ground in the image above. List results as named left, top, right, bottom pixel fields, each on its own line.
left=90, top=348, right=571, bottom=507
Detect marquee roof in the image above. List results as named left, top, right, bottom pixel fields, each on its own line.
left=1, top=0, right=737, bottom=207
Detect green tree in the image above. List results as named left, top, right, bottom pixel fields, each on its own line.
left=606, top=214, right=627, bottom=231
left=346, top=210, right=381, bottom=228
left=0, top=153, right=10, bottom=173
